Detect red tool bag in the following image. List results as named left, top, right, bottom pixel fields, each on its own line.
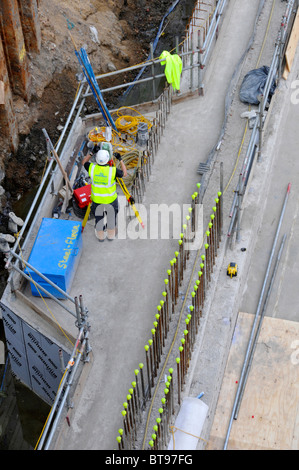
left=73, top=184, right=91, bottom=208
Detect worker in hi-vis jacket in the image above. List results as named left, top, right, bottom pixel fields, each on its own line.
left=82, top=148, right=127, bottom=241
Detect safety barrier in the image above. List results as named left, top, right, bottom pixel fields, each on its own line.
left=116, top=186, right=223, bottom=450
left=227, top=0, right=297, bottom=244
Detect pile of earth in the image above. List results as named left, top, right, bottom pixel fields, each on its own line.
left=3, top=0, right=194, bottom=204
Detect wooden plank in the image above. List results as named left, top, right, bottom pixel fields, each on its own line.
left=208, top=312, right=299, bottom=449
left=283, top=9, right=299, bottom=80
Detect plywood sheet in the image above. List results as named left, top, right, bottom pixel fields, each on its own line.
left=208, top=312, right=299, bottom=450
left=283, top=9, right=299, bottom=79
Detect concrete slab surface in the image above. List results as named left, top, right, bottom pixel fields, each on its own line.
left=2, top=0, right=297, bottom=452
left=51, top=0, right=292, bottom=451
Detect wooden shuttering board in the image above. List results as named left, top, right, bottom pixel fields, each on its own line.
left=283, top=8, right=299, bottom=80
left=207, top=312, right=299, bottom=450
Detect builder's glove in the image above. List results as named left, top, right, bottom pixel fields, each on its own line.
left=86, top=141, right=100, bottom=155
left=114, top=152, right=122, bottom=161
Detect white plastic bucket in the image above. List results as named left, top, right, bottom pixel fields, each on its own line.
left=168, top=397, right=209, bottom=450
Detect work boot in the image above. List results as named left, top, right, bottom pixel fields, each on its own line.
left=95, top=228, right=105, bottom=242
left=107, top=229, right=115, bottom=241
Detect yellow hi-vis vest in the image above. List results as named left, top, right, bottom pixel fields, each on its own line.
left=88, top=163, right=117, bottom=204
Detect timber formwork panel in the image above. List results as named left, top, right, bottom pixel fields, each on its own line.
left=0, top=0, right=31, bottom=100
left=17, top=0, right=41, bottom=53
left=0, top=32, right=19, bottom=152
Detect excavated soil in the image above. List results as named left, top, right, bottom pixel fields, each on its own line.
left=3, top=0, right=194, bottom=201
left=0, top=0, right=195, bottom=279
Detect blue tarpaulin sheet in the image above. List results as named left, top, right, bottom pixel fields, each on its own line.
left=239, top=66, right=276, bottom=105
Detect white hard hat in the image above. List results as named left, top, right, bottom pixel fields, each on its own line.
left=96, top=149, right=110, bottom=165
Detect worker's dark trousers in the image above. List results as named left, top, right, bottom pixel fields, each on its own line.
left=92, top=199, right=119, bottom=231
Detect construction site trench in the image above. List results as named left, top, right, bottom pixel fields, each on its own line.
left=0, top=0, right=199, bottom=451
left=1, top=0, right=299, bottom=453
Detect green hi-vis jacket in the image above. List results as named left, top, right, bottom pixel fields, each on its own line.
left=89, top=163, right=117, bottom=204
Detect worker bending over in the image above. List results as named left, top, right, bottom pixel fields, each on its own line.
left=82, top=149, right=127, bottom=241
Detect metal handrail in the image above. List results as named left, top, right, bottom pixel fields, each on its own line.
left=36, top=323, right=91, bottom=450
left=228, top=0, right=297, bottom=241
